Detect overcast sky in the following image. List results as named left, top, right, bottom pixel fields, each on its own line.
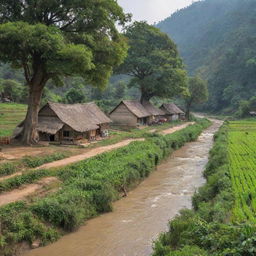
left=118, top=0, right=196, bottom=24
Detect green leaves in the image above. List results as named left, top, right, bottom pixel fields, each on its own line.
left=117, top=21, right=187, bottom=101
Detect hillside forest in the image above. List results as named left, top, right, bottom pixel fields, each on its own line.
left=157, top=0, right=256, bottom=115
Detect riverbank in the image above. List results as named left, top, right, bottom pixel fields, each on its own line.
left=23, top=119, right=221, bottom=256
left=152, top=120, right=256, bottom=256
left=0, top=119, right=210, bottom=256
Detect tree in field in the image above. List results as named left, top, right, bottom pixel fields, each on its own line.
left=185, top=76, right=208, bottom=119
left=117, top=21, right=187, bottom=103
left=0, top=0, right=129, bottom=144
left=0, top=79, right=24, bottom=102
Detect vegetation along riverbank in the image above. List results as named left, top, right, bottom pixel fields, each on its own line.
left=152, top=120, right=256, bottom=256
left=0, top=119, right=210, bottom=256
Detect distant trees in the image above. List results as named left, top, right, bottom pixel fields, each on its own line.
left=184, top=76, right=208, bottom=119
left=0, top=0, right=129, bottom=144
left=64, top=88, right=86, bottom=104
left=117, top=21, right=187, bottom=103
left=0, top=79, right=25, bottom=103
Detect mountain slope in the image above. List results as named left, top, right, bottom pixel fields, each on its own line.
left=157, top=0, right=256, bottom=112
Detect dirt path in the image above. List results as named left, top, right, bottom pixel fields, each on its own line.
left=0, top=177, right=58, bottom=207
left=161, top=122, right=194, bottom=135
left=0, top=124, right=195, bottom=207
left=36, top=138, right=145, bottom=170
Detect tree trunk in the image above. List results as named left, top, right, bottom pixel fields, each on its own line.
left=21, top=84, right=44, bottom=145
left=185, top=101, right=192, bottom=120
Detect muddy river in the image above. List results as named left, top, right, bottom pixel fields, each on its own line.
left=24, top=120, right=222, bottom=256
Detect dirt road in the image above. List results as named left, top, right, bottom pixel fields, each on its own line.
left=161, top=122, right=194, bottom=135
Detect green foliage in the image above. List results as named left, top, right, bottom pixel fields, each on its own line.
left=157, top=0, right=256, bottom=113
left=236, top=96, right=256, bottom=118
left=152, top=121, right=256, bottom=256
left=0, top=103, right=27, bottom=136
left=184, top=76, right=208, bottom=118
left=118, top=21, right=187, bottom=101
left=0, top=120, right=210, bottom=254
left=22, top=152, right=70, bottom=168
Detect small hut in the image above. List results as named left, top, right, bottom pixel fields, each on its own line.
left=109, top=100, right=151, bottom=128
left=160, top=103, right=185, bottom=121
left=14, top=102, right=112, bottom=144
left=142, top=101, right=166, bottom=123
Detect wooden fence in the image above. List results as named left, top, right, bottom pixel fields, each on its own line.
left=0, top=136, right=11, bottom=145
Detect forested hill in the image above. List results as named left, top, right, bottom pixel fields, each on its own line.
left=157, top=0, right=256, bottom=113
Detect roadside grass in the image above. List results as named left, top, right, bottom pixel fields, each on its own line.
left=0, top=152, right=70, bottom=178
left=0, top=119, right=210, bottom=254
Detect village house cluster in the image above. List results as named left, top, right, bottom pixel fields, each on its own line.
left=13, top=100, right=185, bottom=144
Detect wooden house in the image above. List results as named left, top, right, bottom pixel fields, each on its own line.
left=109, top=100, right=151, bottom=128
left=14, top=102, right=112, bottom=144
left=160, top=103, right=185, bottom=121
left=142, top=101, right=166, bottom=122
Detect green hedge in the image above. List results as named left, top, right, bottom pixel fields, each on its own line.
left=0, top=119, right=210, bottom=255
left=152, top=123, right=256, bottom=256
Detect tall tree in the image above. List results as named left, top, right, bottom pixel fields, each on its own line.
left=117, top=21, right=187, bottom=103
left=185, top=76, right=208, bottom=119
left=0, top=0, right=129, bottom=144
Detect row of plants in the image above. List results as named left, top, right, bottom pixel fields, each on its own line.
left=0, top=152, right=70, bottom=177
left=0, top=119, right=210, bottom=256
left=152, top=123, right=256, bottom=256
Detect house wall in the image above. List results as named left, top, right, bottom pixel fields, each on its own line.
left=110, top=103, right=138, bottom=127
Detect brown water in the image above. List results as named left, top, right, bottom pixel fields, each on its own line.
left=24, top=120, right=222, bottom=256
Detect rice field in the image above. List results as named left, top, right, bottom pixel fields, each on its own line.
left=227, top=120, right=256, bottom=223
left=0, top=103, right=27, bottom=136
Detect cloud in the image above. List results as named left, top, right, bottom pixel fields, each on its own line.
left=118, top=0, right=195, bottom=24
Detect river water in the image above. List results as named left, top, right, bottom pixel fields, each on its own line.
left=24, top=120, right=222, bottom=256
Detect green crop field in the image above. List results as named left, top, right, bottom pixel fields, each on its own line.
left=228, top=120, right=256, bottom=223
left=0, top=103, right=27, bottom=136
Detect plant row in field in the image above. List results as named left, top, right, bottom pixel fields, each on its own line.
left=152, top=123, right=256, bottom=256
left=0, top=119, right=210, bottom=256
left=228, top=121, right=256, bottom=223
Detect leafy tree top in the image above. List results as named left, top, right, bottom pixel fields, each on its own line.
left=117, top=21, right=187, bottom=101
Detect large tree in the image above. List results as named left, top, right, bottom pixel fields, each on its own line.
left=117, top=21, right=187, bottom=103
left=184, top=76, right=208, bottom=119
left=0, top=0, right=129, bottom=144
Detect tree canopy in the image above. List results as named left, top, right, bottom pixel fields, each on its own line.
left=184, top=76, right=208, bottom=119
left=0, top=0, right=129, bottom=144
left=117, top=21, right=187, bottom=102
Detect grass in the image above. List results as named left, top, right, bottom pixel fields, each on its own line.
left=0, top=152, right=70, bottom=178
left=0, top=119, right=210, bottom=255
left=153, top=120, right=256, bottom=256
left=0, top=103, right=27, bottom=137
left=227, top=121, right=256, bottom=223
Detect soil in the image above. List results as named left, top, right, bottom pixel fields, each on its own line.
left=36, top=138, right=145, bottom=170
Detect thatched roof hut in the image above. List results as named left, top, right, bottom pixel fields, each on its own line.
left=109, top=100, right=165, bottom=127
left=14, top=102, right=112, bottom=143
left=160, top=103, right=185, bottom=121
left=142, top=101, right=165, bottom=116
left=160, top=103, right=185, bottom=115
left=38, top=102, right=111, bottom=134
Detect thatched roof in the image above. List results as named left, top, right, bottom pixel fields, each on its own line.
left=110, top=100, right=151, bottom=118
left=142, top=101, right=165, bottom=116
left=39, top=102, right=111, bottom=133
left=160, top=103, right=185, bottom=115
left=37, top=116, right=64, bottom=135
